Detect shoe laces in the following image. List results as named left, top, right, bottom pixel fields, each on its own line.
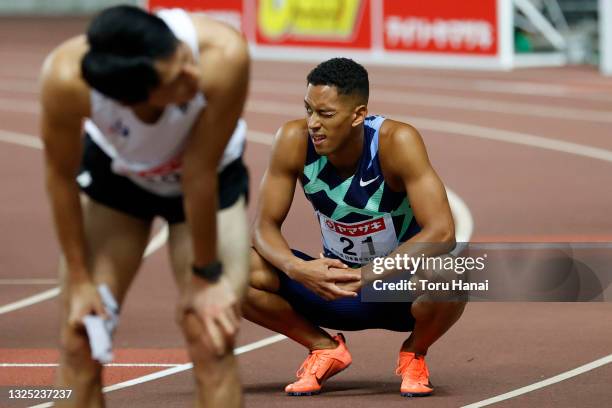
left=396, top=354, right=429, bottom=383
left=296, top=350, right=331, bottom=378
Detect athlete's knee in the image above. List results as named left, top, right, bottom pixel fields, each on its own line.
left=177, top=310, right=236, bottom=360
left=413, top=254, right=468, bottom=301
left=60, top=321, right=88, bottom=355
left=59, top=325, right=100, bottom=376
left=174, top=310, right=238, bottom=392
left=411, top=298, right=466, bottom=322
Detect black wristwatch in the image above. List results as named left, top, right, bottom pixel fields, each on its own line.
left=192, top=261, right=223, bottom=282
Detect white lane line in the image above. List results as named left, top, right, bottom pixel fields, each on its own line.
left=251, top=72, right=612, bottom=102
left=143, top=223, right=168, bottom=257
left=5, top=88, right=612, bottom=158
left=251, top=80, right=612, bottom=124
left=0, top=279, right=58, bottom=285
left=0, top=129, right=41, bottom=148
left=0, top=288, right=61, bottom=315
left=373, top=76, right=573, bottom=97
left=413, top=116, right=612, bottom=163
left=0, top=128, right=170, bottom=314
left=102, top=334, right=287, bottom=394
left=1, top=67, right=610, bottom=101
left=246, top=100, right=612, bottom=164
left=9, top=107, right=609, bottom=167
left=27, top=334, right=288, bottom=408
left=5, top=77, right=612, bottom=123
left=446, top=188, right=473, bottom=244
left=461, top=354, right=612, bottom=408
left=372, top=89, right=612, bottom=123
left=1, top=363, right=182, bottom=368
left=0, top=223, right=168, bottom=315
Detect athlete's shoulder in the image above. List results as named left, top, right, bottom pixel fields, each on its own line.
left=380, top=118, right=423, bottom=147
left=275, top=119, right=308, bottom=146
left=270, top=119, right=308, bottom=171
left=190, top=13, right=248, bottom=68
left=188, top=13, right=248, bottom=99
left=277, top=119, right=307, bottom=137
left=40, top=35, right=90, bottom=117
left=378, top=118, right=429, bottom=174
left=379, top=118, right=426, bottom=158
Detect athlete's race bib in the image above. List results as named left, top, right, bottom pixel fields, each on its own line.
left=112, top=155, right=183, bottom=197
left=318, top=212, right=398, bottom=265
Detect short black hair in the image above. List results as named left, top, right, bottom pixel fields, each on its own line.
left=306, top=58, right=369, bottom=104
left=81, top=5, right=178, bottom=104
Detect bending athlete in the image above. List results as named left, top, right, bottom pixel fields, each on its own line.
left=40, top=6, right=249, bottom=407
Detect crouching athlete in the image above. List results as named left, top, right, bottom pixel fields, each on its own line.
left=243, top=58, right=466, bottom=397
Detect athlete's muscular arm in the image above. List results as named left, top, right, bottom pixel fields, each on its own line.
left=40, top=44, right=107, bottom=322
left=254, top=121, right=358, bottom=300
left=389, top=122, right=455, bottom=246
left=366, top=120, right=455, bottom=283
left=182, top=27, right=249, bottom=273
left=180, top=23, right=249, bottom=355
left=253, top=122, right=305, bottom=272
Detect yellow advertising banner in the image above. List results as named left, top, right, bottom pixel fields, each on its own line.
left=258, top=0, right=364, bottom=40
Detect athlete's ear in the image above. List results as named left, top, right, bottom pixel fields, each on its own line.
left=352, top=104, right=367, bottom=127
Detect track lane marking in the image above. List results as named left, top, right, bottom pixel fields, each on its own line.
left=27, top=334, right=288, bottom=408
left=246, top=100, right=612, bottom=164
left=0, top=279, right=58, bottom=285
left=0, top=223, right=168, bottom=315
left=4, top=71, right=612, bottom=102
left=251, top=80, right=612, bottom=123
left=461, top=354, right=612, bottom=407
left=0, top=288, right=60, bottom=315
left=1, top=363, right=182, bottom=368
left=4, top=74, right=612, bottom=122
left=5, top=100, right=612, bottom=165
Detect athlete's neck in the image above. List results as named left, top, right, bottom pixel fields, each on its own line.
left=327, top=126, right=364, bottom=179
left=130, top=103, right=165, bottom=124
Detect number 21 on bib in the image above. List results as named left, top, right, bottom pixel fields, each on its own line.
left=317, top=212, right=398, bottom=265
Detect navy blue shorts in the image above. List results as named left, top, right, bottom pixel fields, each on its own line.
left=277, top=250, right=415, bottom=332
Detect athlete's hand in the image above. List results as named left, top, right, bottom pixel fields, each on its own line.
left=334, top=267, right=362, bottom=293
left=180, top=275, right=240, bottom=356
left=289, top=255, right=360, bottom=300
left=68, top=279, right=107, bottom=328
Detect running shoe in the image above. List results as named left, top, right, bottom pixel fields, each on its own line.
left=396, top=351, right=434, bottom=397
left=285, top=333, right=352, bottom=396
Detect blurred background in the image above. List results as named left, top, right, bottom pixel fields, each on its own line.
left=0, top=0, right=609, bottom=74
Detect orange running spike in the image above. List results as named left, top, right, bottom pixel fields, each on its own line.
left=285, top=333, right=352, bottom=396
left=396, top=352, right=434, bottom=397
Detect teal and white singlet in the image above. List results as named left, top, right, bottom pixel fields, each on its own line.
left=301, top=115, right=421, bottom=266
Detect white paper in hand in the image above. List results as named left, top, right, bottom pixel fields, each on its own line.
left=83, top=284, right=120, bottom=364
left=83, top=315, right=113, bottom=363
left=98, top=284, right=119, bottom=333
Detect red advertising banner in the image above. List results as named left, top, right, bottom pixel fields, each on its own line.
left=255, top=0, right=371, bottom=49
left=383, top=0, right=498, bottom=55
left=147, top=0, right=243, bottom=32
